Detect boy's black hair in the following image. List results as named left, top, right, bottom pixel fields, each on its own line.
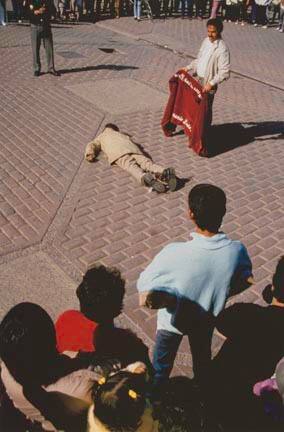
left=272, top=256, right=284, bottom=302
left=92, top=370, right=147, bottom=431
left=188, top=184, right=226, bottom=233
left=104, top=123, right=120, bottom=132
left=76, top=265, right=125, bottom=324
left=207, top=17, right=223, bottom=34
left=0, top=302, right=57, bottom=382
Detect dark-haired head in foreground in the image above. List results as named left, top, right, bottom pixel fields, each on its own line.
left=89, top=364, right=150, bottom=432
left=188, top=183, right=226, bottom=234
left=0, top=302, right=57, bottom=384
left=77, top=264, right=125, bottom=324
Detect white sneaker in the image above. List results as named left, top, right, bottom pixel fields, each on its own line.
left=241, top=21, right=245, bottom=26
left=262, top=25, right=268, bottom=28
left=280, top=29, right=283, bottom=32
left=1, top=21, right=6, bottom=26
left=254, top=23, right=258, bottom=27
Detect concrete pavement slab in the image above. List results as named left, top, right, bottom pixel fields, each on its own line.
left=66, top=78, right=168, bottom=114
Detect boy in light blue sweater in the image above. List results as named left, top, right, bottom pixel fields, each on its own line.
left=137, top=184, right=253, bottom=386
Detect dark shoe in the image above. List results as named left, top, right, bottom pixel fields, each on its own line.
left=48, top=69, right=61, bottom=77
left=162, top=167, right=177, bottom=191
left=34, top=71, right=40, bottom=77
left=142, top=173, right=166, bottom=193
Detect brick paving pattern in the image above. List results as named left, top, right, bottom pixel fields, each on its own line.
left=0, top=18, right=283, bottom=375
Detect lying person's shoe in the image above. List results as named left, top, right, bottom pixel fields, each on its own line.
left=161, top=167, right=177, bottom=191
left=145, top=290, right=177, bottom=310
left=142, top=173, right=166, bottom=193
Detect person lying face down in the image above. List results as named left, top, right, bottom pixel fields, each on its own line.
left=85, top=123, right=177, bottom=194
left=87, top=362, right=159, bottom=432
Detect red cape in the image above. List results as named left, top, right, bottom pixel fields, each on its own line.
left=161, top=70, right=208, bottom=156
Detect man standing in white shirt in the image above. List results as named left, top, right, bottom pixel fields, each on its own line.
left=185, top=18, right=230, bottom=128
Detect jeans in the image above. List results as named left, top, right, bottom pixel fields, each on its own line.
left=179, top=0, right=193, bottom=16
left=153, top=324, right=214, bottom=387
left=134, top=0, right=141, bottom=17
left=0, top=0, right=6, bottom=24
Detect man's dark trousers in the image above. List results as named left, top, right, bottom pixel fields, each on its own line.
left=31, top=23, right=54, bottom=73
left=152, top=322, right=214, bottom=387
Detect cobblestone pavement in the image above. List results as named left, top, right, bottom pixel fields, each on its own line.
left=0, top=18, right=283, bottom=376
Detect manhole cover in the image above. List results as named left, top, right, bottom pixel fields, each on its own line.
left=58, top=51, right=84, bottom=59
left=99, top=48, right=115, bottom=53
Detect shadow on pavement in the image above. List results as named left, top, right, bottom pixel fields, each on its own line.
left=176, top=177, right=192, bottom=191
left=59, top=64, right=139, bottom=74
left=208, top=121, right=284, bottom=157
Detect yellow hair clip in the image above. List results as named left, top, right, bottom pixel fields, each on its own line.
left=128, top=389, right=137, bottom=399
left=98, top=377, right=106, bottom=385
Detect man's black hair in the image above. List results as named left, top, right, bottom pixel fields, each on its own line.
left=272, top=256, right=284, bottom=302
left=76, top=264, right=125, bottom=324
left=188, top=184, right=226, bottom=233
left=154, top=377, right=203, bottom=432
left=0, top=302, right=57, bottom=383
left=207, top=17, right=223, bottom=34
left=104, top=123, right=120, bottom=132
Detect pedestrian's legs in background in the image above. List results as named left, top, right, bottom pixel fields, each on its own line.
left=31, top=25, right=42, bottom=73
left=258, top=4, right=267, bottom=25
left=152, top=330, right=183, bottom=390
left=94, top=0, right=101, bottom=20
left=239, top=0, right=247, bottom=23
left=114, top=0, right=120, bottom=16
left=187, top=0, right=193, bottom=16
left=210, top=0, right=220, bottom=18
left=271, top=3, right=279, bottom=23
left=43, top=26, right=55, bottom=72
left=0, top=0, right=6, bottom=25
left=279, top=7, right=284, bottom=30
left=133, top=154, right=164, bottom=177
left=232, top=3, right=240, bottom=22
left=194, top=0, right=205, bottom=17
left=133, top=0, right=141, bottom=18
left=250, top=0, right=256, bottom=22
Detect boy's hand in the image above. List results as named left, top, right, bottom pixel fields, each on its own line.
left=145, top=290, right=177, bottom=310
left=139, top=291, right=149, bottom=307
